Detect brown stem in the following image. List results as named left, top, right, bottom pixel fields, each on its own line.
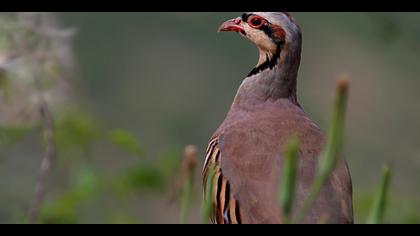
left=27, top=78, right=56, bottom=224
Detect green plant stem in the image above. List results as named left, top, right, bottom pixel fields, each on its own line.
left=367, top=164, right=391, bottom=224
left=279, top=135, right=299, bottom=224
left=295, top=78, right=349, bottom=223
left=180, top=171, right=193, bottom=224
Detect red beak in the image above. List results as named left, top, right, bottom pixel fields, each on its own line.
left=218, top=18, right=245, bottom=34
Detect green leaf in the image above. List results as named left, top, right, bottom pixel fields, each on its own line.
left=72, top=165, right=101, bottom=198
left=107, top=129, right=143, bottom=157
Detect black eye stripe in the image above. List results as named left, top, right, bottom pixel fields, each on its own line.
left=242, top=13, right=273, bottom=27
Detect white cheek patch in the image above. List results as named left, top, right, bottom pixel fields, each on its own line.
left=242, top=23, right=277, bottom=53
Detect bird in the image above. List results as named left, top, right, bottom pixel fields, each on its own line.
left=202, top=12, right=353, bottom=224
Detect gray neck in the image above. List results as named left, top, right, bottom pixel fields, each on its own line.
left=232, top=37, right=302, bottom=109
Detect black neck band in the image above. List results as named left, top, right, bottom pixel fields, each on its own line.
left=247, top=44, right=282, bottom=77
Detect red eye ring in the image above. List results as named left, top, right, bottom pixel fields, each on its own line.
left=247, top=16, right=264, bottom=28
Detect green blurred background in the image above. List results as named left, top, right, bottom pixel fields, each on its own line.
left=0, top=12, right=419, bottom=223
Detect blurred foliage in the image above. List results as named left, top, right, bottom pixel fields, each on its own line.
left=0, top=126, right=37, bottom=148
left=32, top=109, right=181, bottom=223
left=0, top=12, right=180, bottom=222
left=38, top=110, right=181, bottom=223
left=107, top=129, right=143, bottom=158
left=111, top=164, right=166, bottom=196
left=55, top=112, right=100, bottom=160
left=39, top=166, right=100, bottom=224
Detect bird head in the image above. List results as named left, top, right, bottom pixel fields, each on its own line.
left=218, top=12, right=303, bottom=104
left=218, top=12, right=301, bottom=69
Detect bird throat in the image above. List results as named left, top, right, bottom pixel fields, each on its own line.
left=233, top=42, right=301, bottom=108
left=247, top=46, right=282, bottom=77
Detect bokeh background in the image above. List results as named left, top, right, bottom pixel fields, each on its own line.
left=0, top=12, right=419, bottom=224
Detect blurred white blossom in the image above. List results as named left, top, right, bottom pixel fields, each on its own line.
left=0, top=12, right=75, bottom=127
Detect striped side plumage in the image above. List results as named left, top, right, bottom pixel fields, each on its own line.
left=202, top=137, right=241, bottom=224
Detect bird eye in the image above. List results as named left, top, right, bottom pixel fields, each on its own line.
left=248, top=16, right=264, bottom=28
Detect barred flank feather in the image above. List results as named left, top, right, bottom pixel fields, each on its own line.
left=202, top=138, right=241, bottom=224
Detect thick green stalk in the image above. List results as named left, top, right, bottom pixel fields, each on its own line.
left=295, top=78, right=349, bottom=223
